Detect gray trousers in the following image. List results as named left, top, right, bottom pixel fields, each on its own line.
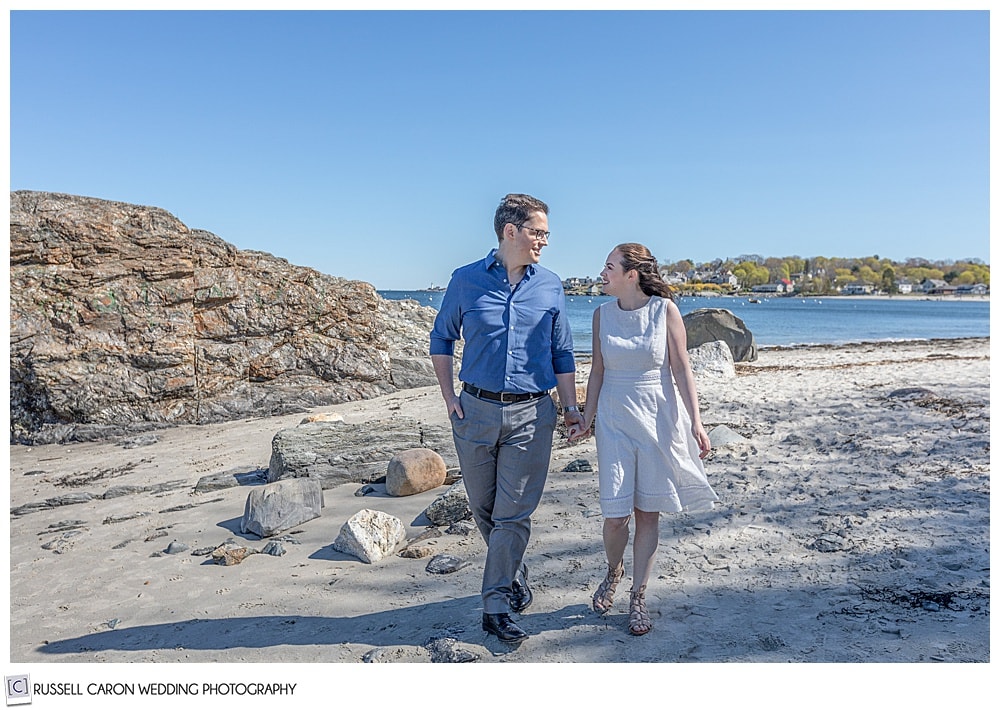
left=450, top=390, right=557, bottom=614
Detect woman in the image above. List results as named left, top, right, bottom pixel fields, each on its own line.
left=568, top=243, right=718, bottom=635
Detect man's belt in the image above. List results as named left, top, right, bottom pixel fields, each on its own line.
left=462, top=383, right=548, bottom=404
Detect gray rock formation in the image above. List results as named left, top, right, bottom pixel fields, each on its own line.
left=267, top=417, right=458, bottom=489
left=683, top=308, right=758, bottom=362
left=9, top=191, right=439, bottom=444
left=240, top=478, right=324, bottom=538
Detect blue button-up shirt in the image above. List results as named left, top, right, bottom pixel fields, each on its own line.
left=430, top=249, right=576, bottom=393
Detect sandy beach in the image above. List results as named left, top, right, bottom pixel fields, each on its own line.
left=6, top=337, right=990, bottom=694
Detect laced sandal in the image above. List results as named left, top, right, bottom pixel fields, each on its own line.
left=628, top=585, right=652, bottom=636
left=592, top=560, right=625, bottom=614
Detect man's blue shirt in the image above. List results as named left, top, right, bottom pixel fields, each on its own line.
left=430, top=249, right=576, bottom=393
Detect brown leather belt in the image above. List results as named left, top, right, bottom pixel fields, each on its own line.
left=462, top=382, right=548, bottom=404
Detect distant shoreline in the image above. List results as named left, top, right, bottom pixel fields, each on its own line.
left=385, top=289, right=989, bottom=302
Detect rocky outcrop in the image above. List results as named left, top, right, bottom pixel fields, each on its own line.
left=683, top=308, right=758, bottom=362
left=9, top=191, right=438, bottom=444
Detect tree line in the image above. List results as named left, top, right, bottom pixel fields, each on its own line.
left=663, top=255, right=990, bottom=295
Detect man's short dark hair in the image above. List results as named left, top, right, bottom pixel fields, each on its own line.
left=494, top=193, right=549, bottom=241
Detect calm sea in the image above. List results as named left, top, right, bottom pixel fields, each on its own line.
left=379, top=290, right=990, bottom=352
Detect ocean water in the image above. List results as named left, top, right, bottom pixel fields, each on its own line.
left=379, top=290, right=990, bottom=352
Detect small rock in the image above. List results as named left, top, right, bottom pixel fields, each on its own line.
left=445, top=520, right=478, bottom=536
left=809, top=533, right=851, bottom=552
left=563, top=459, right=593, bottom=472
left=425, top=554, right=470, bottom=574
left=299, top=412, right=344, bottom=425
left=211, top=542, right=257, bottom=566
left=424, top=481, right=472, bottom=525
left=399, top=546, right=434, bottom=559
left=425, top=637, right=480, bottom=663
left=164, top=541, right=189, bottom=554
left=261, top=541, right=286, bottom=557
left=122, top=434, right=158, bottom=449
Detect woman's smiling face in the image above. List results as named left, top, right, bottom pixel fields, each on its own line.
left=600, top=249, right=632, bottom=296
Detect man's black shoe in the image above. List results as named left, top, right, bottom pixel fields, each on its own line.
left=510, top=568, right=533, bottom=613
left=482, top=613, right=528, bottom=643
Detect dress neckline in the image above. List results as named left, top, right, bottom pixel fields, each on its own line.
left=615, top=295, right=656, bottom=313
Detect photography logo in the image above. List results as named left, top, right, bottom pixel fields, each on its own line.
left=5, top=676, right=31, bottom=706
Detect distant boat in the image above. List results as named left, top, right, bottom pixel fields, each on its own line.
left=426, top=284, right=446, bottom=292
left=748, top=297, right=762, bottom=304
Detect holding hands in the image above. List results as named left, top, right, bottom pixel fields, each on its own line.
left=566, top=414, right=593, bottom=444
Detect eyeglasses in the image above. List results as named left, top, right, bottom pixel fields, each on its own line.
left=516, top=224, right=550, bottom=240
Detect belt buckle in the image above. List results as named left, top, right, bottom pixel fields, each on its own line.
left=500, top=392, right=515, bottom=403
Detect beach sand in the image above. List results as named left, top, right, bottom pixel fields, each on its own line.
left=5, top=338, right=991, bottom=699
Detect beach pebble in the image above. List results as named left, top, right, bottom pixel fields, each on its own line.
left=261, top=541, right=286, bottom=557
left=399, top=546, right=434, bottom=559
left=425, top=637, right=480, bottom=663
left=211, top=541, right=257, bottom=566
left=164, top=541, right=189, bottom=554
left=386, top=448, right=447, bottom=496
left=121, top=433, right=158, bottom=449
left=563, top=459, right=593, bottom=472
left=809, top=533, right=852, bottom=552
left=299, top=412, right=344, bottom=425
left=425, top=554, right=471, bottom=574
left=332, top=509, right=406, bottom=563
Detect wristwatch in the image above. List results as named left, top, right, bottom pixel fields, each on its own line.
left=564, top=406, right=579, bottom=413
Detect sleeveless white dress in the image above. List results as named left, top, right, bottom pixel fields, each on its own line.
left=595, top=296, right=719, bottom=517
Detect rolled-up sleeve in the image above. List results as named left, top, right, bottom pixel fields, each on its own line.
left=429, top=276, right=461, bottom=357
left=550, top=291, right=576, bottom=375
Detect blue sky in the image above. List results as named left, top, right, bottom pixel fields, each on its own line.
left=9, top=9, right=990, bottom=289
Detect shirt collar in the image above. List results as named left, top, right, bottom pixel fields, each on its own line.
left=486, top=248, right=536, bottom=277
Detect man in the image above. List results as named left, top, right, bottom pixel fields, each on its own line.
left=430, top=193, right=584, bottom=643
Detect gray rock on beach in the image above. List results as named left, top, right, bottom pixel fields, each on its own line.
left=240, top=478, right=324, bottom=538
left=425, top=554, right=471, bottom=574
left=332, top=509, right=406, bottom=563
left=423, top=481, right=472, bottom=526
left=268, top=418, right=458, bottom=489
left=386, top=448, right=447, bottom=496
left=683, top=308, right=758, bottom=362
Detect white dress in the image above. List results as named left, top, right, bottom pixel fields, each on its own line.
left=595, top=296, right=719, bottom=517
